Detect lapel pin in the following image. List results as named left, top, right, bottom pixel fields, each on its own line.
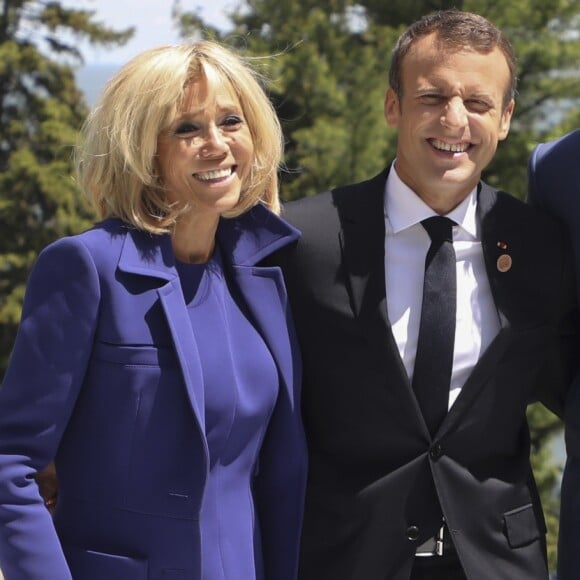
left=497, top=241, right=508, bottom=250
left=497, top=254, right=512, bottom=273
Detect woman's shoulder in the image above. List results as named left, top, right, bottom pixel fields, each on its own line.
left=38, top=218, right=129, bottom=270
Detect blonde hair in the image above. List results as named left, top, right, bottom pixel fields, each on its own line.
left=76, top=41, right=283, bottom=234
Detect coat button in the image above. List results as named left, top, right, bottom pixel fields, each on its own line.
left=406, top=525, right=420, bottom=541
left=429, top=443, right=443, bottom=460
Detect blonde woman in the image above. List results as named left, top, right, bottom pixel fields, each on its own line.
left=0, top=41, right=306, bottom=580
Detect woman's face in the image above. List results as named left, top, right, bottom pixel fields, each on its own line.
left=156, top=75, right=254, bottom=219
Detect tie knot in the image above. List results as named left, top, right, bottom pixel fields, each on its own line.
left=421, top=216, right=454, bottom=243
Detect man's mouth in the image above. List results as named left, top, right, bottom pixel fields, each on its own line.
left=429, top=139, right=471, bottom=153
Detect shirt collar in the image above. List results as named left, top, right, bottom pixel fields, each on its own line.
left=384, top=162, right=478, bottom=239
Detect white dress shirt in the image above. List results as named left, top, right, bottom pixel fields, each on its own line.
left=384, top=165, right=501, bottom=409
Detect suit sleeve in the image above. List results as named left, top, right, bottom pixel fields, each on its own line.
left=533, top=236, right=580, bottom=417
left=0, top=237, right=100, bottom=580
left=526, top=143, right=542, bottom=206
left=527, top=144, right=580, bottom=417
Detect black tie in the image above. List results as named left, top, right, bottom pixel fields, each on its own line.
left=412, top=216, right=456, bottom=437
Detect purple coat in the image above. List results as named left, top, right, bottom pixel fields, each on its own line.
left=0, top=204, right=307, bottom=580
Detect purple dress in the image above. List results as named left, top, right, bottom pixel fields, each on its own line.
left=176, top=249, right=278, bottom=580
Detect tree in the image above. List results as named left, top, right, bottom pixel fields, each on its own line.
left=177, top=0, right=397, bottom=199
left=0, top=0, right=133, bottom=376
left=175, top=0, right=579, bottom=569
left=176, top=0, right=579, bottom=199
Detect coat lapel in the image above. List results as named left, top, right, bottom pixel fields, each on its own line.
left=117, top=227, right=208, bottom=450
left=113, top=207, right=300, bottom=481
left=229, top=267, right=299, bottom=401
left=217, top=205, right=301, bottom=399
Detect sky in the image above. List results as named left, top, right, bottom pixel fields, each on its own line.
left=62, top=0, right=236, bottom=65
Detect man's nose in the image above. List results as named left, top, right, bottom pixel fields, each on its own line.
left=441, top=98, right=468, bottom=128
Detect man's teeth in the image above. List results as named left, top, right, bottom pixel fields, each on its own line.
left=195, top=168, right=232, bottom=181
left=431, top=140, right=469, bottom=153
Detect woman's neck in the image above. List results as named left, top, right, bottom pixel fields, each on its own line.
left=171, top=212, right=219, bottom=264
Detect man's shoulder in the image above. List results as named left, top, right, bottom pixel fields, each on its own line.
left=486, top=183, right=558, bottom=220
left=282, top=188, right=335, bottom=216
left=531, top=129, right=580, bottom=177
left=280, top=169, right=389, bottom=229
left=483, top=184, right=567, bottom=249
left=537, top=128, right=580, bottom=158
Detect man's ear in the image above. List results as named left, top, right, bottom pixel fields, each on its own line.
left=385, top=88, right=401, bottom=127
left=498, top=98, right=515, bottom=141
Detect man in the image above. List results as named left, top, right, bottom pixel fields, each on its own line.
left=528, top=129, right=580, bottom=580
left=273, top=10, right=578, bottom=580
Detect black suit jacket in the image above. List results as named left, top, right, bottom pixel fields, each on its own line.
left=528, top=129, right=580, bottom=580
left=272, top=168, right=578, bottom=580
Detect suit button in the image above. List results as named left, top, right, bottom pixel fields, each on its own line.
left=429, top=443, right=443, bottom=460
left=406, top=525, right=420, bottom=541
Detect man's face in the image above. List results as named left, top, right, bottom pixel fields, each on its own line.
left=385, top=33, right=514, bottom=213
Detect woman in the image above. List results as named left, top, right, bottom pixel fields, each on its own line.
left=0, top=41, right=306, bottom=580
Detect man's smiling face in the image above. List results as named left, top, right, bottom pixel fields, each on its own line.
left=385, top=32, right=514, bottom=214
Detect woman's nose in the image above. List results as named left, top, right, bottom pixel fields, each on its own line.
left=199, top=126, right=228, bottom=158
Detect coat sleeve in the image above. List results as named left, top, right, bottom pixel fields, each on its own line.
left=0, top=237, right=100, bottom=580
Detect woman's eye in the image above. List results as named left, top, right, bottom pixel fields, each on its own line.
left=174, top=122, right=199, bottom=135
left=222, top=115, right=243, bottom=128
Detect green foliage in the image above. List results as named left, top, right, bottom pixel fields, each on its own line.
left=527, top=403, right=565, bottom=571
left=465, top=0, right=580, bottom=200
left=176, top=0, right=400, bottom=199
left=0, top=1, right=133, bottom=375
left=176, top=0, right=579, bottom=202
left=176, top=0, right=579, bottom=568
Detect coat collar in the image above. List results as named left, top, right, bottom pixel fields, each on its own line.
left=104, top=205, right=300, bottom=466
left=116, top=203, right=300, bottom=279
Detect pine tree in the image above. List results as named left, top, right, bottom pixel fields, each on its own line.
left=0, top=0, right=133, bottom=376
left=177, top=0, right=398, bottom=199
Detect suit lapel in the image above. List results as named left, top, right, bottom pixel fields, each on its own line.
left=437, top=183, right=523, bottom=436
left=477, top=182, right=518, bottom=330
left=336, top=169, right=420, bottom=418
left=336, top=172, right=387, bottom=322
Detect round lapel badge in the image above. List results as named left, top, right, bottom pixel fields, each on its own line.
left=497, top=254, right=512, bottom=273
